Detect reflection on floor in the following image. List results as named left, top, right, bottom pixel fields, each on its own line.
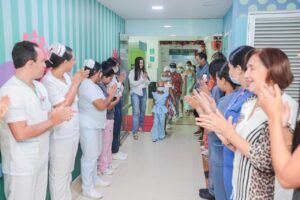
left=72, top=117, right=206, bottom=200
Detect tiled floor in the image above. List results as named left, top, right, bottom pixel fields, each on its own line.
left=72, top=120, right=205, bottom=200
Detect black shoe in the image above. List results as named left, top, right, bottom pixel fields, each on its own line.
left=199, top=189, right=215, bottom=200
left=204, top=171, right=209, bottom=179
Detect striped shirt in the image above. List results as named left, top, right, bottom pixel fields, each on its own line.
left=232, top=93, right=298, bottom=200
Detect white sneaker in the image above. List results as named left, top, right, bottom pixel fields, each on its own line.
left=166, top=124, right=171, bottom=129
left=112, top=152, right=127, bottom=160
left=95, top=178, right=111, bottom=187
left=102, top=168, right=114, bottom=175
left=109, top=164, right=118, bottom=170
left=82, top=188, right=103, bottom=199
left=172, top=117, right=178, bottom=122
left=118, top=151, right=128, bottom=158
left=179, top=113, right=183, bottom=118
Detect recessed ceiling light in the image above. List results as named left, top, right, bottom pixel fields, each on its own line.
left=169, top=34, right=176, bottom=37
left=164, top=25, right=172, bottom=28
left=152, top=6, right=163, bottom=10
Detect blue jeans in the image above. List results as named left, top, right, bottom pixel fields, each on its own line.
left=112, top=99, right=122, bottom=154
left=131, top=89, right=147, bottom=135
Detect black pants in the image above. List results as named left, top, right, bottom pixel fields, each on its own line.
left=112, top=100, right=122, bottom=153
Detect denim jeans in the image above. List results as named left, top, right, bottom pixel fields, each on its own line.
left=131, top=88, right=147, bottom=135
left=112, top=100, right=122, bottom=153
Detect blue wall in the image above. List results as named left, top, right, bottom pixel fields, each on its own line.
left=223, top=0, right=300, bottom=52
left=126, top=19, right=223, bottom=36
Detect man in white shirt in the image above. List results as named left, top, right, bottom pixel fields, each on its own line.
left=0, top=41, right=74, bottom=200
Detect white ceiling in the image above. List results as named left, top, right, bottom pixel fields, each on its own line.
left=98, top=0, right=233, bottom=19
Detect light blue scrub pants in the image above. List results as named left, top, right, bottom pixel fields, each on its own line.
left=80, top=127, right=103, bottom=192
left=151, top=113, right=166, bottom=140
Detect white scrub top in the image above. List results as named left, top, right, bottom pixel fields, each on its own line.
left=0, top=76, right=51, bottom=175
left=78, top=79, right=106, bottom=129
left=41, top=71, right=79, bottom=139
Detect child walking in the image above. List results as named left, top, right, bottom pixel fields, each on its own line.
left=151, top=80, right=169, bottom=142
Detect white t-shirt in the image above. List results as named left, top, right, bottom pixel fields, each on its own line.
left=41, top=71, right=79, bottom=139
left=0, top=76, right=51, bottom=175
left=78, top=79, right=106, bottom=129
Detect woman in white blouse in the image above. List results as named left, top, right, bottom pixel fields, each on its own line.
left=128, top=57, right=150, bottom=140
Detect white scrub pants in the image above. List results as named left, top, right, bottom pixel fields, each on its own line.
left=4, top=161, right=48, bottom=200
left=49, top=136, right=79, bottom=200
left=80, top=127, right=103, bottom=192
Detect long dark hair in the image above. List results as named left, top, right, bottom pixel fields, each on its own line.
left=229, top=45, right=254, bottom=71
left=46, top=46, right=73, bottom=69
left=134, top=57, right=145, bottom=81
left=217, top=62, right=239, bottom=89
left=101, top=61, right=115, bottom=77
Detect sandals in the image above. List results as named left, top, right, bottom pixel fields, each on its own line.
left=133, top=134, right=139, bottom=140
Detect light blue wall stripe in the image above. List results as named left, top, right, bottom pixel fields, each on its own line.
left=67, top=0, right=72, bottom=46
left=24, top=0, right=32, bottom=33
left=75, top=0, right=80, bottom=71
left=37, top=0, right=44, bottom=36
left=52, top=0, right=58, bottom=42
left=10, top=0, right=20, bottom=43
left=0, top=1, right=5, bottom=62
left=0, top=0, right=125, bottom=66
left=42, top=0, right=49, bottom=44
left=31, top=0, right=38, bottom=32
left=18, top=0, right=26, bottom=39
left=2, top=0, right=13, bottom=61
left=96, top=3, right=100, bottom=61
left=58, top=0, right=64, bottom=43
left=47, top=0, right=54, bottom=44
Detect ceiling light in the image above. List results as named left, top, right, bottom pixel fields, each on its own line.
left=152, top=6, right=163, bottom=10
left=164, top=25, right=172, bottom=28
left=169, top=34, right=176, bottom=37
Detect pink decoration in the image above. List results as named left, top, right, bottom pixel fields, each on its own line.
left=22, top=30, right=50, bottom=59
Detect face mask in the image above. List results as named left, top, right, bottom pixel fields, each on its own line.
left=170, top=68, right=175, bottom=73
left=176, top=68, right=183, bottom=73
left=113, top=66, right=119, bottom=73
left=229, top=73, right=241, bottom=85
left=161, top=76, right=167, bottom=81
left=166, top=77, right=171, bottom=81
left=189, top=67, right=194, bottom=70
left=157, top=87, right=164, bottom=92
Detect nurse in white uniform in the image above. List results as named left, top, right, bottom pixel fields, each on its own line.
left=41, top=43, right=88, bottom=200
left=79, top=59, right=117, bottom=199
left=0, top=41, right=73, bottom=200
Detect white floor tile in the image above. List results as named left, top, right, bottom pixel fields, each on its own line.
left=72, top=121, right=206, bottom=200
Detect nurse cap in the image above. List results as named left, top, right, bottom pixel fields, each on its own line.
left=163, top=66, right=170, bottom=72
left=48, top=43, right=66, bottom=57
left=83, top=59, right=95, bottom=69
